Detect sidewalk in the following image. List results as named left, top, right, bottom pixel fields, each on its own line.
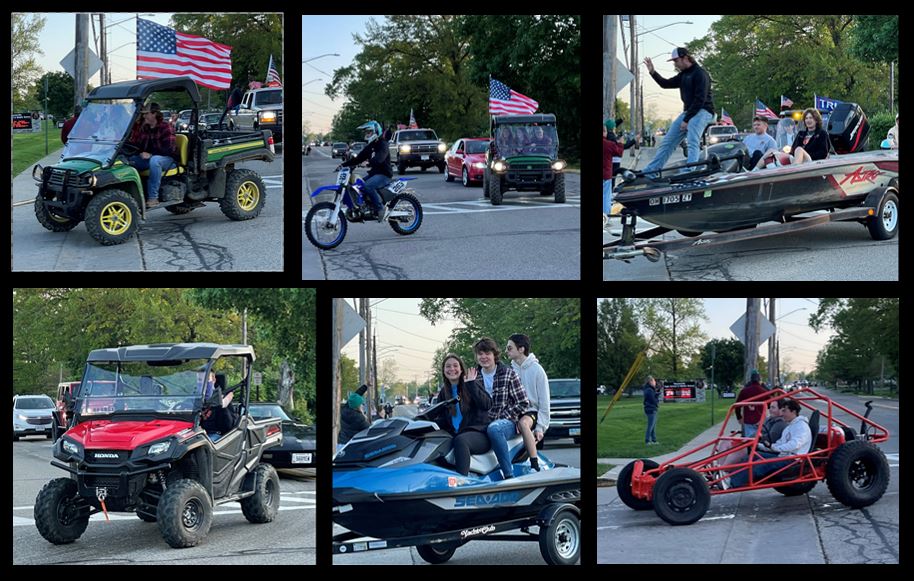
left=13, top=148, right=64, bottom=205
left=598, top=419, right=728, bottom=482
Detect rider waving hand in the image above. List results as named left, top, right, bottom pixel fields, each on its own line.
left=340, top=120, right=392, bottom=221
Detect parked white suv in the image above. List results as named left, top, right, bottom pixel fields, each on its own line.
left=12, top=394, right=56, bottom=440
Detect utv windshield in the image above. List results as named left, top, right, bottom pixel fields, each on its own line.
left=77, top=359, right=211, bottom=417
left=495, top=125, right=558, bottom=158
left=62, top=101, right=137, bottom=166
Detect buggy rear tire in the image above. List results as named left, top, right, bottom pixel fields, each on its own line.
left=220, top=169, right=266, bottom=221
left=538, top=506, right=580, bottom=565
left=157, top=479, right=213, bottom=548
left=653, top=467, right=710, bottom=525
left=416, top=541, right=459, bottom=564
left=774, top=480, right=817, bottom=496
left=34, top=478, right=90, bottom=544
left=617, top=459, right=659, bottom=510
left=826, top=440, right=890, bottom=509
left=240, top=463, right=280, bottom=523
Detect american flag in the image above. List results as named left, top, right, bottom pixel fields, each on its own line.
left=266, top=54, right=282, bottom=87
left=755, top=99, right=778, bottom=120
left=408, top=108, right=418, bottom=129
left=136, top=18, right=232, bottom=90
left=489, top=78, right=538, bottom=116
left=780, top=95, right=793, bottom=108
left=719, top=109, right=734, bottom=126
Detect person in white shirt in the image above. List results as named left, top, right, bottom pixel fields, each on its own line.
left=730, top=398, right=811, bottom=488
left=506, top=334, right=550, bottom=472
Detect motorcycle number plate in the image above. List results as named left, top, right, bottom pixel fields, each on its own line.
left=421, top=155, right=430, bottom=161
left=336, top=168, right=351, bottom=185
left=388, top=180, right=407, bottom=194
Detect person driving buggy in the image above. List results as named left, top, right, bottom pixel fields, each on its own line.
left=201, top=371, right=236, bottom=441
left=339, top=120, right=392, bottom=221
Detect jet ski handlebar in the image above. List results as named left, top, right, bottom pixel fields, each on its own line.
left=415, top=396, right=459, bottom=421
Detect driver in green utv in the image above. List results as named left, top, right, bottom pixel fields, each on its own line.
left=126, top=102, right=176, bottom=208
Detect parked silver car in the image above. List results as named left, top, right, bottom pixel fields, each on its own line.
left=12, top=394, right=56, bottom=440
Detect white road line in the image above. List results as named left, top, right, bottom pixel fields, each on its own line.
left=699, top=514, right=737, bottom=522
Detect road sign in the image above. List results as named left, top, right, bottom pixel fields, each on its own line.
left=604, top=57, right=634, bottom=96
left=730, top=310, right=776, bottom=345
left=60, top=47, right=103, bottom=81
left=340, top=300, right=365, bottom=347
left=252, top=372, right=262, bottom=386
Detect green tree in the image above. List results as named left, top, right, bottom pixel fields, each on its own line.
left=635, top=298, right=707, bottom=378
left=12, top=13, right=46, bottom=111
left=848, top=15, right=898, bottom=63
left=33, top=72, right=76, bottom=120
left=596, top=298, right=645, bottom=393
left=699, top=338, right=745, bottom=389
left=340, top=353, right=359, bottom=397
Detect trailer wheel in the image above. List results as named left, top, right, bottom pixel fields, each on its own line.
left=416, top=541, right=458, bottom=564
left=617, top=459, right=659, bottom=510
left=653, top=467, right=710, bottom=525
left=774, top=480, right=817, bottom=496
left=539, top=506, right=580, bottom=565
left=866, top=190, right=898, bottom=240
left=34, top=478, right=90, bottom=544
left=826, top=440, right=890, bottom=509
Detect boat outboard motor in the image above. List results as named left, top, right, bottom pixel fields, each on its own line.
left=828, top=102, right=869, bottom=154
left=701, top=141, right=748, bottom=173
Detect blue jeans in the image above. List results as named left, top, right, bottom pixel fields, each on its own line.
left=129, top=155, right=176, bottom=201
left=603, top=179, right=613, bottom=214
left=742, top=423, right=759, bottom=438
left=645, top=411, right=658, bottom=443
left=642, top=109, right=714, bottom=174
left=487, top=419, right=517, bottom=479
left=730, top=451, right=788, bottom=487
left=361, top=174, right=390, bottom=210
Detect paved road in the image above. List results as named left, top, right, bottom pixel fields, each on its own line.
left=603, top=147, right=898, bottom=281
left=303, top=147, right=580, bottom=279
left=597, top=388, right=899, bottom=564
left=12, top=150, right=283, bottom=271
left=13, top=437, right=315, bottom=565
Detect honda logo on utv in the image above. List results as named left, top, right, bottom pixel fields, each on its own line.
left=93, top=452, right=120, bottom=459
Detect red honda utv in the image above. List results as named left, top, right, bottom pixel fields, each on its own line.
left=34, top=343, right=283, bottom=548
left=617, top=387, right=890, bottom=525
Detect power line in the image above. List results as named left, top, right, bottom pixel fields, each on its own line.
left=375, top=316, right=448, bottom=343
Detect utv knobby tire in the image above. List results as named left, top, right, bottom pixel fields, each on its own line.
left=220, top=169, right=266, bottom=221
left=240, top=463, right=280, bottom=523
left=490, top=174, right=504, bottom=205
left=34, top=478, right=89, bottom=544
left=157, top=479, right=213, bottom=548
left=617, top=459, right=659, bottom=511
left=653, top=467, right=710, bottom=525
left=553, top=172, right=566, bottom=203
left=416, top=541, right=458, bottom=564
left=35, top=195, right=80, bottom=232
left=826, top=440, right=890, bottom=509
left=84, top=189, right=139, bottom=245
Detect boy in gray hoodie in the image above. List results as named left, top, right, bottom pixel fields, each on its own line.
left=506, top=334, right=550, bottom=471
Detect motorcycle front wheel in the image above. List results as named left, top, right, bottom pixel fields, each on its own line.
left=305, top=201, right=348, bottom=249
left=387, top=193, right=423, bottom=236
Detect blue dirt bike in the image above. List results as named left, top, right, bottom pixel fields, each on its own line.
left=304, top=165, right=423, bottom=250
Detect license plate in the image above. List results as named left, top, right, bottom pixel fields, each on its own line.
left=569, top=428, right=581, bottom=436
left=420, top=155, right=429, bottom=161
left=388, top=180, right=406, bottom=194
left=292, top=453, right=313, bottom=464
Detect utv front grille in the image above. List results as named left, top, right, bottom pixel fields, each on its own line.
left=85, top=475, right=120, bottom=489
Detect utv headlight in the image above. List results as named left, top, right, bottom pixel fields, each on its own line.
left=399, top=144, right=411, bottom=153
left=437, top=143, right=447, bottom=152
left=260, top=111, right=277, bottom=123
left=551, top=160, right=567, bottom=171
left=62, top=439, right=80, bottom=455
left=87, top=174, right=98, bottom=187
left=32, top=164, right=43, bottom=181
left=148, top=441, right=171, bottom=456
left=493, top=161, right=507, bottom=172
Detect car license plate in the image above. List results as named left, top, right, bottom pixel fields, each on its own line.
left=569, top=428, right=581, bottom=436
left=421, top=155, right=429, bottom=161
left=292, top=453, right=313, bottom=464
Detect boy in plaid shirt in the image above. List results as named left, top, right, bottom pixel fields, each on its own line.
left=469, top=338, right=528, bottom=480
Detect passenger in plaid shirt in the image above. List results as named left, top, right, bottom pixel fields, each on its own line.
left=468, top=338, right=528, bottom=480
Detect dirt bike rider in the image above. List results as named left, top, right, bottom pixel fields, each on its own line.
left=339, top=120, right=392, bottom=221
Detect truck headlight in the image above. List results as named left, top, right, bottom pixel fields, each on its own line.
left=62, top=439, right=80, bottom=455
left=551, top=160, right=567, bottom=171
left=148, top=441, right=171, bottom=456
left=437, top=143, right=447, bottom=152
left=400, top=144, right=411, bottom=153
left=493, top=161, right=507, bottom=172
left=260, top=111, right=277, bottom=123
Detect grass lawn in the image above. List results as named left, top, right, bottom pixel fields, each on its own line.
left=596, top=463, right=615, bottom=477
left=597, top=392, right=734, bottom=459
left=13, top=128, right=63, bottom=176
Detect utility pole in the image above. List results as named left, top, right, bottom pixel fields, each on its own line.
left=372, top=330, right=378, bottom=419
left=75, top=14, right=90, bottom=108
left=332, top=299, right=343, bottom=454
left=629, top=15, right=639, bottom=155
left=365, top=301, right=373, bottom=418
left=357, top=298, right=366, bottom=387
left=99, top=14, right=108, bottom=85
left=603, top=15, right=618, bottom=120
left=744, top=298, right=761, bottom=384
left=768, top=298, right=777, bottom=387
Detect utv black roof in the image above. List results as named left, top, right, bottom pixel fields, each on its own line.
left=87, top=77, right=201, bottom=103
left=492, top=114, right=556, bottom=125
left=86, top=343, right=254, bottom=362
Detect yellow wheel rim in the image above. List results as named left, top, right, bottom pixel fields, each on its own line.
left=100, top=201, right=132, bottom=236
left=237, top=181, right=260, bottom=211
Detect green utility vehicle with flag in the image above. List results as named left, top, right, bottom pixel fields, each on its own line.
left=484, top=114, right=566, bottom=205
left=33, top=77, right=275, bottom=246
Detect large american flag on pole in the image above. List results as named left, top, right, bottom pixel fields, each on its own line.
left=136, top=18, right=232, bottom=90
left=489, top=78, right=538, bottom=116
left=266, top=54, right=282, bottom=87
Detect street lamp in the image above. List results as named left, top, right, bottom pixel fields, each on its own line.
left=302, top=78, right=323, bottom=87
left=776, top=308, right=807, bottom=321
left=637, top=21, right=693, bottom=38
left=302, top=53, right=340, bottom=64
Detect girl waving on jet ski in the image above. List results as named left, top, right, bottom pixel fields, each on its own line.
left=429, top=354, right=493, bottom=476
